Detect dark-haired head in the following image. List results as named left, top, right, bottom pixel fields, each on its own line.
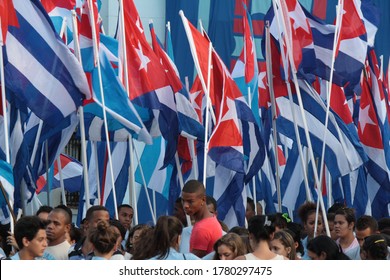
left=307, top=235, right=350, bottom=260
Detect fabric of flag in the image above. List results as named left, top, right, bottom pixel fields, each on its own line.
left=41, top=0, right=75, bottom=41
left=0, top=160, right=14, bottom=224
left=36, top=153, right=83, bottom=194
left=231, top=5, right=260, bottom=127
left=149, top=22, right=204, bottom=141
left=121, top=0, right=179, bottom=167
left=90, top=49, right=152, bottom=144
left=3, top=0, right=90, bottom=129
left=358, top=51, right=390, bottom=218
left=0, top=0, right=18, bottom=44
left=276, top=79, right=367, bottom=179
left=77, top=141, right=130, bottom=221
left=277, top=0, right=316, bottom=75
left=134, top=137, right=173, bottom=200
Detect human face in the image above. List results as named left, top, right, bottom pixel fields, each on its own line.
left=270, top=239, right=291, bottom=259
left=86, top=210, right=110, bottom=232
left=46, top=211, right=70, bottom=245
left=217, top=244, right=235, bottom=260
left=23, top=229, right=48, bottom=259
left=355, top=228, right=373, bottom=247
left=334, top=214, right=353, bottom=239
left=181, top=192, right=204, bottom=217
left=118, top=207, right=133, bottom=230
left=304, top=213, right=324, bottom=238
left=207, top=203, right=216, bottom=215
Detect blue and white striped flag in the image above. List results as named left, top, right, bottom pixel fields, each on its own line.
left=4, top=0, right=90, bottom=128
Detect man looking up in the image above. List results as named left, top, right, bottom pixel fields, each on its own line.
left=181, top=180, right=222, bottom=258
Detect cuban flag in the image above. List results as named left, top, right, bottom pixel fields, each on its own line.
left=120, top=0, right=179, bottom=168
left=276, top=79, right=367, bottom=179
left=358, top=51, right=390, bottom=218
left=149, top=22, right=204, bottom=141
left=35, top=154, right=83, bottom=194
left=276, top=0, right=316, bottom=76
left=0, top=160, right=14, bottom=224
left=3, top=0, right=90, bottom=129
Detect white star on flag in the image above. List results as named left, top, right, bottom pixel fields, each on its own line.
left=359, top=104, right=376, bottom=134
left=288, top=2, right=310, bottom=33
left=135, top=40, right=150, bottom=71
left=189, top=90, right=202, bottom=110
left=258, top=71, right=267, bottom=89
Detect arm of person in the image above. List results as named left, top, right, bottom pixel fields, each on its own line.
left=234, top=255, right=246, bottom=260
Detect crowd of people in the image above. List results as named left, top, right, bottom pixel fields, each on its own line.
left=1, top=180, right=389, bottom=261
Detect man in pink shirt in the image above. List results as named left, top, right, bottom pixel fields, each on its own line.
left=181, top=180, right=222, bottom=258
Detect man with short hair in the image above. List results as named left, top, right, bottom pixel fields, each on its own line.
left=68, top=205, right=110, bottom=260
left=355, top=215, right=378, bottom=246
left=181, top=180, right=222, bottom=258
left=11, top=216, right=48, bottom=260
left=45, top=208, right=72, bottom=259
left=117, top=204, right=133, bottom=248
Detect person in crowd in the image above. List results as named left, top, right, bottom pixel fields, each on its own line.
left=298, top=202, right=324, bottom=259
left=326, top=212, right=338, bottom=240
left=229, top=226, right=252, bottom=253
left=9, top=216, right=48, bottom=260
left=174, top=197, right=188, bottom=227
left=109, top=219, right=129, bottom=260
left=132, top=216, right=199, bottom=260
left=235, top=215, right=286, bottom=260
left=270, top=230, right=297, bottom=260
left=286, top=223, right=304, bottom=258
left=212, top=233, right=247, bottom=260
left=181, top=180, right=222, bottom=258
left=36, top=205, right=54, bottom=221
left=68, top=205, right=110, bottom=260
left=334, top=207, right=360, bottom=260
left=125, top=223, right=153, bottom=257
left=360, top=234, right=389, bottom=260
left=117, top=204, right=133, bottom=248
left=88, top=220, right=119, bottom=260
left=246, top=198, right=256, bottom=222
left=307, top=235, right=350, bottom=260
left=206, top=195, right=229, bottom=232
left=45, top=207, right=72, bottom=259
left=68, top=223, right=83, bottom=245
left=269, top=212, right=290, bottom=232
left=355, top=215, right=378, bottom=247
left=378, top=217, right=390, bottom=233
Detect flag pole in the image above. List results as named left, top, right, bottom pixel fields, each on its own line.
left=0, top=181, right=16, bottom=225
left=118, top=0, right=138, bottom=222
left=72, top=10, right=91, bottom=210
left=179, top=11, right=215, bottom=187
left=274, top=0, right=329, bottom=236
left=92, top=141, right=101, bottom=203
left=268, top=2, right=312, bottom=203
left=88, top=0, right=119, bottom=219
left=132, top=139, right=157, bottom=224
left=0, top=22, right=10, bottom=165
left=128, top=135, right=138, bottom=225
left=184, top=76, right=199, bottom=180
left=264, top=22, right=282, bottom=212
left=56, top=156, right=67, bottom=206
left=317, top=1, right=343, bottom=194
